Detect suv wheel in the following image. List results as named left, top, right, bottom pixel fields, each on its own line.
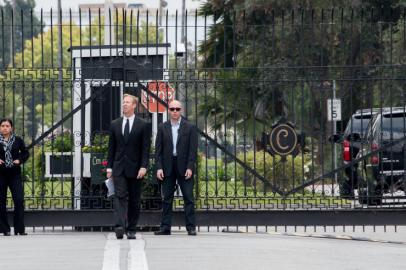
left=358, top=182, right=383, bottom=205
left=339, top=180, right=355, bottom=199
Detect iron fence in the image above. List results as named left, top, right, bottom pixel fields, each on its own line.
left=1, top=6, right=406, bottom=227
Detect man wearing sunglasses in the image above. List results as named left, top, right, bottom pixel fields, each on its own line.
left=154, top=100, right=198, bottom=236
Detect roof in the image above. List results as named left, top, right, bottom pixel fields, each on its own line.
left=353, top=108, right=381, bottom=117
left=68, top=43, right=171, bottom=52
left=78, top=3, right=127, bottom=10
left=381, top=107, right=406, bottom=115
left=353, top=107, right=406, bottom=117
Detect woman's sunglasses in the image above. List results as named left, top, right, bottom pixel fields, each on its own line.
left=169, top=107, right=181, bottom=112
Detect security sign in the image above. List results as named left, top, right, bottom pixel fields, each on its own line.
left=141, top=81, right=175, bottom=113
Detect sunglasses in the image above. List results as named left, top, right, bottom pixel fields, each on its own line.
left=169, top=107, right=181, bottom=112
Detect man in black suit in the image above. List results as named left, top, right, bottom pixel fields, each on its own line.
left=107, top=94, right=151, bottom=239
left=154, top=100, right=198, bottom=236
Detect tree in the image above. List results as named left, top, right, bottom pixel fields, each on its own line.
left=0, top=0, right=42, bottom=68
left=197, top=0, right=406, bottom=138
left=1, top=10, right=163, bottom=140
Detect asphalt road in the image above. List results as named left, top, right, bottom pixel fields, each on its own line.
left=0, top=226, right=405, bottom=270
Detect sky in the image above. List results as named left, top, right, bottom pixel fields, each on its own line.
left=2, top=0, right=205, bottom=12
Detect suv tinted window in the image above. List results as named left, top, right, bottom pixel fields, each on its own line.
left=344, top=115, right=372, bottom=136
left=380, top=113, right=406, bottom=140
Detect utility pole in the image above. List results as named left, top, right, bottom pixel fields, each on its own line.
left=181, top=0, right=185, bottom=43
left=104, top=0, right=115, bottom=45
left=10, top=0, right=16, bottom=66
left=159, top=0, right=167, bottom=38
left=159, top=0, right=163, bottom=27
left=57, top=0, right=63, bottom=129
left=159, top=0, right=168, bottom=27
left=333, top=80, right=337, bottom=183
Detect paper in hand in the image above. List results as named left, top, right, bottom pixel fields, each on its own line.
left=104, top=178, right=115, bottom=197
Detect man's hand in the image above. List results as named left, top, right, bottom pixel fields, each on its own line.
left=156, top=169, right=164, bottom=181
left=0, top=159, right=4, bottom=165
left=137, top=167, right=147, bottom=179
left=185, top=169, right=193, bottom=180
left=13, top=160, right=20, bottom=165
left=107, top=171, right=113, bottom=179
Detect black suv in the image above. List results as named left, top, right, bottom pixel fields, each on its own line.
left=331, top=109, right=379, bottom=198
left=357, top=107, right=406, bottom=205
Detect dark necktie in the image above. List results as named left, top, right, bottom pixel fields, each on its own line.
left=124, top=118, right=130, bottom=143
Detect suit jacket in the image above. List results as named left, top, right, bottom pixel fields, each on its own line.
left=0, top=136, right=29, bottom=175
left=107, top=116, right=151, bottom=178
left=155, top=118, right=198, bottom=177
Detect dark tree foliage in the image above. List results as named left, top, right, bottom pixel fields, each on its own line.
left=0, top=0, right=42, bottom=68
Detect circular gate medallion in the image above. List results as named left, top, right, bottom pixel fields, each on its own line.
left=269, top=124, right=298, bottom=156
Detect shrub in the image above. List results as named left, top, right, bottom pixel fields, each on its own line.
left=82, top=133, right=109, bottom=155
left=236, top=150, right=310, bottom=192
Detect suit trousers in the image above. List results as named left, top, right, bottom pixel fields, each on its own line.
left=0, top=170, right=25, bottom=234
left=160, top=157, right=196, bottom=231
left=113, top=175, right=142, bottom=232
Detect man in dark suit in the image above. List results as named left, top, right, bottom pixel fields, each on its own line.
left=154, top=100, right=198, bottom=236
left=107, top=94, right=151, bottom=239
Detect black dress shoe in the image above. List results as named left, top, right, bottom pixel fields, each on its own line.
left=187, top=229, right=197, bottom=236
left=154, top=230, right=171, bottom=235
left=15, top=232, right=27, bottom=236
left=3, top=232, right=10, bottom=236
left=126, top=231, right=136, bottom=240
left=115, top=226, right=124, bottom=239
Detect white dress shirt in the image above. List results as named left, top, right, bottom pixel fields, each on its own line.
left=107, top=114, right=135, bottom=174
left=122, top=114, right=135, bottom=135
left=171, top=118, right=181, bottom=156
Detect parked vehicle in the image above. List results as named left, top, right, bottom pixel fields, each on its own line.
left=357, top=107, right=406, bottom=205
left=331, top=108, right=379, bottom=198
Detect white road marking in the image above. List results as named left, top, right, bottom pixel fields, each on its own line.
left=128, top=234, right=149, bottom=270
left=101, top=233, right=121, bottom=270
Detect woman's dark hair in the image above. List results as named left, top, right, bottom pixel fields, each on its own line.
left=0, top=118, right=13, bottom=127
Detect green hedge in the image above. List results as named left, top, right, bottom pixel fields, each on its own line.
left=236, top=150, right=310, bottom=192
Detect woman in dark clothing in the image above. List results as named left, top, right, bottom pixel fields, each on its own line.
left=0, top=119, right=29, bottom=236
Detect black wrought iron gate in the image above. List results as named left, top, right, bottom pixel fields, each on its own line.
left=2, top=5, right=406, bottom=228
